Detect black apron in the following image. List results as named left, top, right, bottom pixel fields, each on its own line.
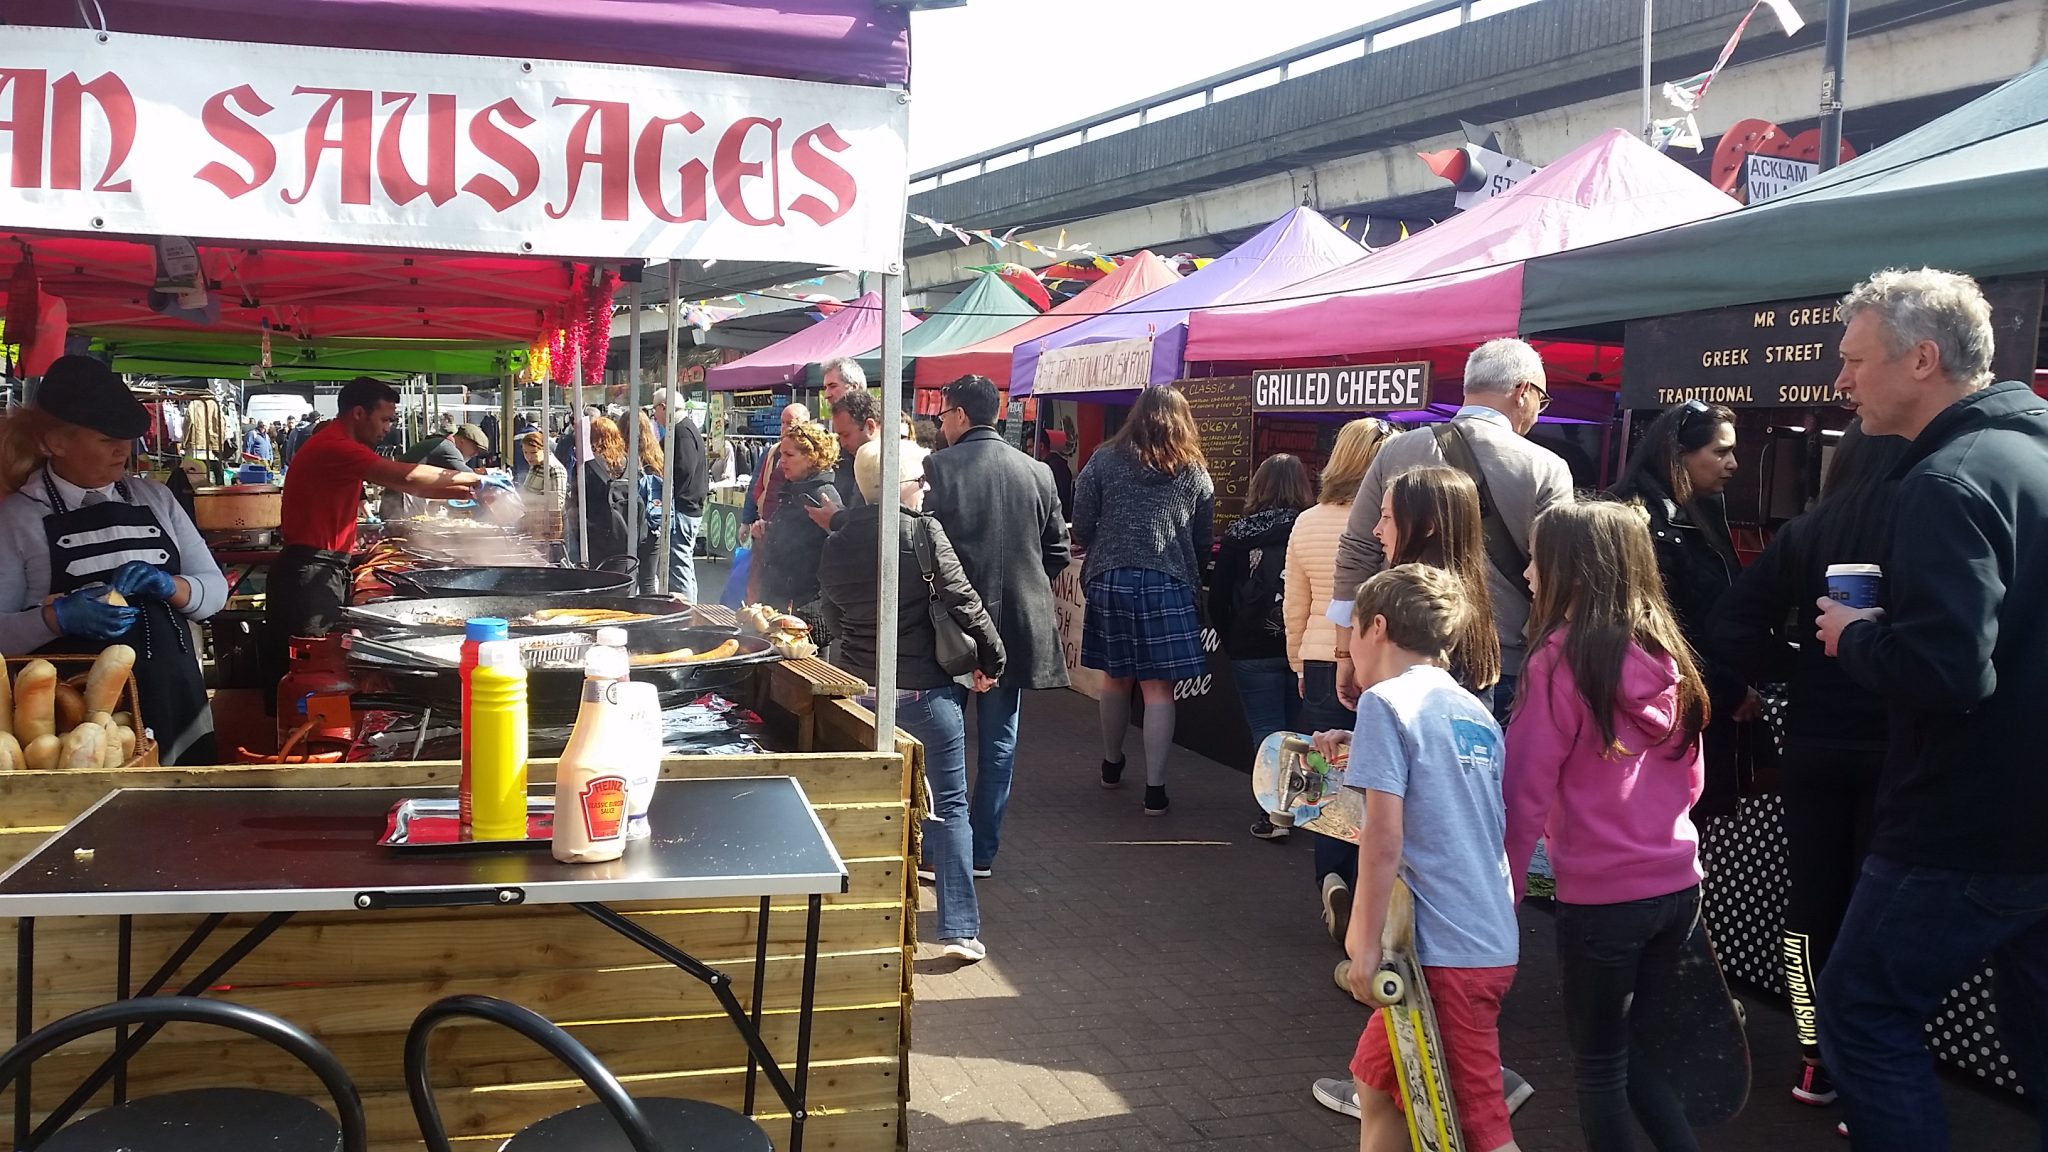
left=36, top=469, right=216, bottom=765
left=261, top=545, right=352, bottom=719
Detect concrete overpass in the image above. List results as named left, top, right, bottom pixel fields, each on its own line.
left=673, top=0, right=2046, bottom=304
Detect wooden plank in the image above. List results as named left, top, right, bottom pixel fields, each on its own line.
left=25, top=946, right=899, bottom=1035
left=23, top=1005, right=903, bottom=1099
left=16, top=901, right=903, bottom=997
left=0, top=752, right=906, bottom=830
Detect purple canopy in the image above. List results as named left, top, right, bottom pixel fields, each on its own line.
left=1011, top=207, right=1364, bottom=397
left=706, top=291, right=921, bottom=391
left=12, top=0, right=910, bottom=87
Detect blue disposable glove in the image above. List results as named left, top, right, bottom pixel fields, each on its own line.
left=52, top=589, right=138, bottom=640
left=109, top=560, right=177, bottom=602
left=477, top=472, right=517, bottom=498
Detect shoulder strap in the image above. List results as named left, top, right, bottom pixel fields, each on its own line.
left=1432, top=421, right=1532, bottom=600
left=910, top=516, right=942, bottom=590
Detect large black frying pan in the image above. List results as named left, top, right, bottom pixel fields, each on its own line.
left=344, top=594, right=700, bottom=636
left=387, top=565, right=632, bottom=598
left=345, top=626, right=780, bottom=722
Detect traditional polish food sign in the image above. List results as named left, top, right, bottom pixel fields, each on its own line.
left=0, top=27, right=911, bottom=270
left=1622, top=279, right=2044, bottom=408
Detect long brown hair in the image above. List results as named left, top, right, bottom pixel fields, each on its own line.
left=587, top=416, right=628, bottom=476
left=1524, top=500, right=1710, bottom=756
left=1105, top=385, right=1205, bottom=476
left=0, top=407, right=60, bottom=496
left=1246, top=453, right=1313, bottom=515
left=1384, top=465, right=1499, bottom=691
left=635, top=412, right=665, bottom=476
left=1317, top=417, right=1394, bottom=507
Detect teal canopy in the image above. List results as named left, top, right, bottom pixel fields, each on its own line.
left=809, top=270, right=1039, bottom=387
left=1520, top=58, right=2048, bottom=332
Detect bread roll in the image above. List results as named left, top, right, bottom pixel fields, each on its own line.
left=14, top=661, right=57, bottom=744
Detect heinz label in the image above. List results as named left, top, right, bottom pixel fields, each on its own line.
left=578, top=776, right=629, bottom=842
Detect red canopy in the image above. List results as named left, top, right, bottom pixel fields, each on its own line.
left=913, top=252, right=1184, bottom=390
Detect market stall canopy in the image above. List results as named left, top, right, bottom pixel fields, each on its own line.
left=99, top=334, right=523, bottom=381
left=2, top=225, right=577, bottom=364
left=1011, top=207, right=1362, bottom=398
left=816, top=270, right=1040, bottom=387
left=915, top=252, right=1184, bottom=390
left=7, top=0, right=910, bottom=87
left=705, top=290, right=921, bottom=391
left=1519, top=60, right=2048, bottom=332
left=1184, top=129, right=1735, bottom=364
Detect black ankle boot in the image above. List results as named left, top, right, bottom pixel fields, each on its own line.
left=1100, top=757, right=1125, bottom=789
left=1144, top=785, right=1169, bottom=815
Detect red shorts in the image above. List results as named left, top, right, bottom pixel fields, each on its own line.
left=1351, top=963, right=1517, bottom=1152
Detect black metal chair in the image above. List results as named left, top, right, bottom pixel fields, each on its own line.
left=406, top=995, right=772, bottom=1152
left=0, top=996, right=366, bottom=1152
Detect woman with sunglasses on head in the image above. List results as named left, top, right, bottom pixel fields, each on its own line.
left=1609, top=399, right=1754, bottom=818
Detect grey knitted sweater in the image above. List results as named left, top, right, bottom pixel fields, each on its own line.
left=1072, top=446, right=1215, bottom=589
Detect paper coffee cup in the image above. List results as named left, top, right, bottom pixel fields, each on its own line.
left=1825, top=563, right=1882, bottom=609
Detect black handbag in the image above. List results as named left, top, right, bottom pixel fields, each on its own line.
left=911, top=516, right=979, bottom=677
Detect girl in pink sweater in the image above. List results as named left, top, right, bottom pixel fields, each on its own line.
left=1504, top=500, right=1713, bottom=1152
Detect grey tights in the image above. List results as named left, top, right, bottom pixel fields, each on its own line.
left=1099, top=686, right=1175, bottom=787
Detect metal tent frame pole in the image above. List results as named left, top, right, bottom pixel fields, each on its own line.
left=873, top=270, right=903, bottom=748
left=626, top=267, right=645, bottom=575
left=572, top=349, right=590, bottom=566
left=658, top=262, right=680, bottom=595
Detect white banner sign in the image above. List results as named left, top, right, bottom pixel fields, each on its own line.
left=1035, top=337, right=1156, bottom=395
left=0, top=28, right=910, bottom=270
left=1742, top=153, right=1819, bottom=203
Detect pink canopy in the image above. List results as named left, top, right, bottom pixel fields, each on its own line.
left=705, top=291, right=920, bottom=391
left=913, top=252, right=1184, bottom=390
left=1012, top=207, right=1363, bottom=397
left=1184, top=129, right=1735, bottom=364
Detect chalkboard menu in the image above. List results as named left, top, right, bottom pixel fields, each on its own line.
left=1623, top=279, right=2044, bottom=409
left=1175, top=377, right=1254, bottom=529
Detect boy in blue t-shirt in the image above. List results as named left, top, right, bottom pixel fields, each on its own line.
left=1312, top=563, right=1521, bottom=1152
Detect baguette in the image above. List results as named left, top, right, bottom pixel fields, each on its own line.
left=22, top=734, right=60, bottom=772
left=83, top=646, right=135, bottom=717
left=0, top=733, right=19, bottom=771
left=59, top=723, right=104, bottom=771
left=14, top=660, right=57, bottom=744
left=0, top=657, right=12, bottom=736
left=99, top=716, right=125, bottom=769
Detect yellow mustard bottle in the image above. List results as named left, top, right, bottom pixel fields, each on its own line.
left=468, top=640, right=530, bottom=842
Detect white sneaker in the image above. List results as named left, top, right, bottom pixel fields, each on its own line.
left=916, top=869, right=935, bottom=884
left=940, top=937, right=986, bottom=963
left=972, top=867, right=993, bottom=879
left=1503, top=1066, right=1535, bottom=1115
left=1321, top=873, right=1352, bottom=945
left=1311, top=1077, right=1361, bottom=1118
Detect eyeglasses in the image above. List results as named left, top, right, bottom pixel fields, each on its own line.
left=1525, top=381, right=1552, bottom=412
left=937, top=406, right=964, bottom=420
left=1678, top=398, right=1712, bottom=428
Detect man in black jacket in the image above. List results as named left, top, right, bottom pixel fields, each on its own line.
left=652, top=389, right=710, bottom=602
left=1814, top=268, right=2048, bottom=1150
left=925, top=375, right=1072, bottom=877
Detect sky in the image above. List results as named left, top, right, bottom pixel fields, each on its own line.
left=905, top=0, right=1411, bottom=172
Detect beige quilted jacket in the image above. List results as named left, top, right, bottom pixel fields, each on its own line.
left=1284, top=502, right=1353, bottom=672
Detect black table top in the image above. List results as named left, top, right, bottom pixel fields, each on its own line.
left=0, top=779, right=847, bottom=917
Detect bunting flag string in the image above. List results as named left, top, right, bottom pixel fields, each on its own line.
left=1653, top=0, right=1806, bottom=152
left=907, top=212, right=1100, bottom=259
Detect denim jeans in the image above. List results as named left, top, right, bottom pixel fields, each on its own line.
left=882, top=684, right=979, bottom=940
left=1230, top=656, right=1300, bottom=762
left=1298, top=661, right=1357, bottom=889
left=970, top=686, right=1022, bottom=872
left=668, top=513, right=702, bottom=602
left=1554, top=886, right=1704, bottom=1152
left=1818, top=855, right=2048, bottom=1152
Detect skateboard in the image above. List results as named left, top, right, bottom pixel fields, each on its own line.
left=1368, top=879, right=1465, bottom=1152
left=1633, top=911, right=1751, bottom=1124
left=1250, top=731, right=1362, bottom=843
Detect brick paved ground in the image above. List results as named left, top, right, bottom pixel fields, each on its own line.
left=907, top=686, right=2037, bottom=1151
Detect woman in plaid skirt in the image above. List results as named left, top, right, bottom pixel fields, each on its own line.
left=1072, top=386, right=1214, bottom=816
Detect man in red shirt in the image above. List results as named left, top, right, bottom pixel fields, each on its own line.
left=263, top=376, right=499, bottom=709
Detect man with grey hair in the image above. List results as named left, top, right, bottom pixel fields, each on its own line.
left=819, top=356, right=867, bottom=409
left=1329, top=337, right=1571, bottom=718
left=1812, top=268, right=2048, bottom=1150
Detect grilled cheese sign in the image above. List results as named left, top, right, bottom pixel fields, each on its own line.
left=1252, top=363, right=1430, bottom=412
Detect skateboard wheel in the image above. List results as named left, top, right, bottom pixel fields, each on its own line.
left=1372, top=969, right=1404, bottom=1006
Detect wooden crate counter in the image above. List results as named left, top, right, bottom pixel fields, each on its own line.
left=0, top=657, right=922, bottom=1152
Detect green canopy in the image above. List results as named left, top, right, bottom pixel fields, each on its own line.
left=807, top=270, right=1038, bottom=387
left=96, top=334, right=527, bottom=382
left=1519, top=58, right=2048, bottom=332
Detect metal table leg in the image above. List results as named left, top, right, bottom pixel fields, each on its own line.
left=791, top=894, right=823, bottom=1152
left=745, top=896, right=769, bottom=1115
left=14, top=916, right=31, bottom=1149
